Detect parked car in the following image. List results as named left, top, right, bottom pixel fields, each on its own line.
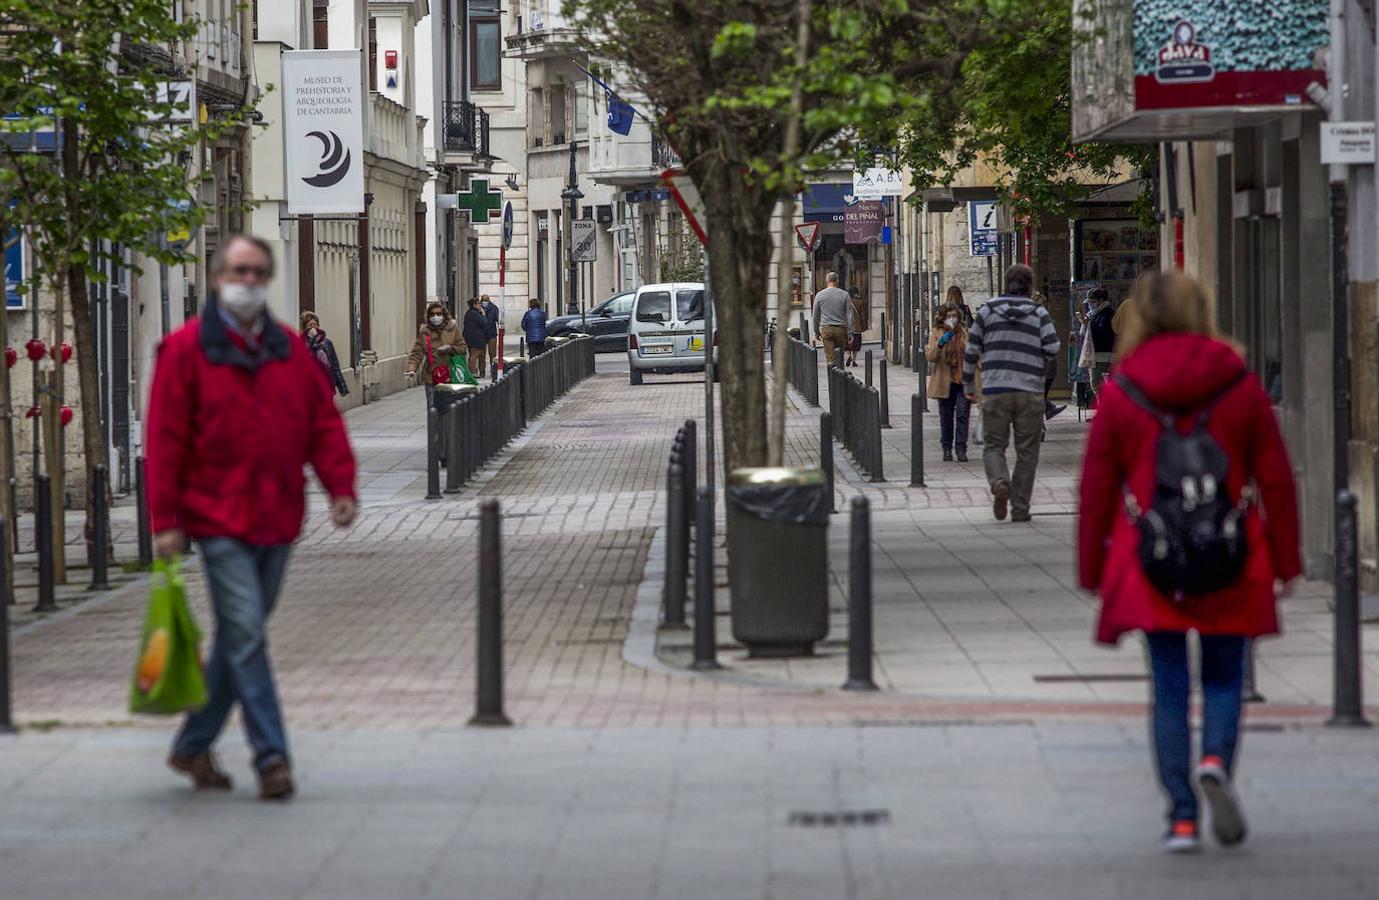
left=546, top=290, right=634, bottom=351
left=626, top=282, right=716, bottom=385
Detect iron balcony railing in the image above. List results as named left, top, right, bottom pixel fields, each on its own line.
left=443, top=100, right=491, bottom=157
left=651, top=132, right=680, bottom=170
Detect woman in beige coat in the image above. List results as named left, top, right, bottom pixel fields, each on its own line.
left=926, top=303, right=971, bottom=461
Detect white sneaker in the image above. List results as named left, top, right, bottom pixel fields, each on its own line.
left=1163, top=819, right=1201, bottom=854
left=1195, top=756, right=1248, bottom=847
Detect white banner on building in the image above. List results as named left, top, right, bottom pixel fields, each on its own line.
left=852, top=167, right=904, bottom=200
left=282, top=50, right=365, bottom=215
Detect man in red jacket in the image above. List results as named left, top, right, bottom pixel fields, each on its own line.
left=147, top=234, right=357, bottom=800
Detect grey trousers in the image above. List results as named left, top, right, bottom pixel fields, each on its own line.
left=980, top=391, right=1044, bottom=518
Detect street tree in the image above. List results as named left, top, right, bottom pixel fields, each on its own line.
left=0, top=0, right=247, bottom=574
left=568, top=0, right=990, bottom=472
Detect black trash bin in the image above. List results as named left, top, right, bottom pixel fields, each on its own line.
left=727, top=467, right=830, bottom=657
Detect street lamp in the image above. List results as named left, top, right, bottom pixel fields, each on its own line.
left=561, top=140, right=583, bottom=316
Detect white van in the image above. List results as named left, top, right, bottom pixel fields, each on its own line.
left=626, top=282, right=715, bottom=385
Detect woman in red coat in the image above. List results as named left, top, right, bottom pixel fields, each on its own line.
left=1078, top=271, right=1300, bottom=854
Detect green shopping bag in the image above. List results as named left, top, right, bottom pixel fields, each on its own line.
left=449, top=354, right=479, bottom=385
left=129, top=558, right=208, bottom=715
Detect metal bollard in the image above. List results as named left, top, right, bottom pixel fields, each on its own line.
left=865, top=350, right=873, bottom=388
left=867, top=387, right=884, bottom=482
left=426, top=406, right=442, bottom=500
left=0, top=517, right=13, bottom=734
left=910, top=393, right=926, bottom=488
left=135, top=456, right=153, bottom=568
left=683, top=419, right=698, bottom=512
left=89, top=465, right=111, bottom=591
left=445, top=403, right=465, bottom=493
left=1241, top=639, right=1265, bottom=703
left=879, top=359, right=890, bottom=428
left=843, top=500, right=878, bottom=691
left=1329, top=491, right=1370, bottom=727
left=691, top=486, right=720, bottom=670
left=519, top=336, right=525, bottom=357
left=820, top=411, right=835, bottom=514
left=34, top=474, right=55, bottom=613
left=470, top=499, right=512, bottom=726
left=664, top=463, right=689, bottom=629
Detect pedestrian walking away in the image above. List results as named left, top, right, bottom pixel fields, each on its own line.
left=406, top=301, right=466, bottom=408
left=812, top=272, right=856, bottom=367
left=925, top=302, right=970, bottom=462
left=1077, top=270, right=1300, bottom=854
left=846, top=288, right=868, bottom=367
left=521, top=298, right=548, bottom=356
left=481, top=293, right=501, bottom=378
left=463, top=297, right=490, bottom=379
left=299, top=311, right=349, bottom=398
left=145, top=234, right=358, bottom=801
left=963, top=264, right=1059, bottom=522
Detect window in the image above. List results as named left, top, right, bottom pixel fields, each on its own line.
left=367, top=18, right=377, bottom=91
left=636, top=291, right=671, bottom=323
left=470, top=2, right=500, bottom=91
left=529, top=88, right=545, bottom=146
left=549, top=84, right=566, bottom=144
left=610, top=293, right=634, bottom=316
left=573, top=80, right=588, bottom=135
left=312, top=0, right=328, bottom=49
left=677, top=289, right=704, bottom=322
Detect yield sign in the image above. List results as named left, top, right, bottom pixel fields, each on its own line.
left=795, top=222, right=820, bottom=253
left=661, top=168, right=707, bottom=246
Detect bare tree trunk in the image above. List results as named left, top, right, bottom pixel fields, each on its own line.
left=69, top=263, right=113, bottom=570
left=767, top=0, right=811, bottom=467
left=0, top=288, right=13, bottom=602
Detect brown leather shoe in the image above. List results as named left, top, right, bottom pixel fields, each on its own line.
left=168, top=751, right=233, bottom=790
left=993, top=482, right=1010, bottom=521
left=257, top=759, right=295, bottom=801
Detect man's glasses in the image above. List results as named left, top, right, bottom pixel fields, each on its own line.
left=227, top=265, right=271, bottom=278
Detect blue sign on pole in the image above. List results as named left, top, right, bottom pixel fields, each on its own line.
left=968, top=200, right=998, bottom=257
left=4, top=226, right=23, bottom=309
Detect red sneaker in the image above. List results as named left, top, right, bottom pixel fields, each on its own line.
left=1164, top=819, right=1201, bottom=854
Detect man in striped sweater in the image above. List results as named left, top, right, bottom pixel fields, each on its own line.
left=963, top=264, right=1060, bottom=522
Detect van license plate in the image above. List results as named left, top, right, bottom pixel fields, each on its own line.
left=642, top=345, right=672, bottom=355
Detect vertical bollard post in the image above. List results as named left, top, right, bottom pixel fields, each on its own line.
left=910, top=393, right=926, bottom=488
left=843, top=496, right=878, bottom=690
left=470, top=499, right=512, bottom=726
left=0, top=517, right=13, bottom=734
left=34, top=474, right=55, bottom=613
left=683, top=419, right=698, bottom=547
left=519, top=337, right=525, bottom=357
left=820, top=411, right=835, bottom=514
left=426, top=406, right=442, bottom=500
left=135, top=455, right=152, bottom=568
left=89, top=465, right=110, bottom=591
left=1329, top=490, right=1370, bottom=726
left=868, top=388, right=884, bottom=482
left=865, top=350, right=874, bottom=388
left=879, top=359, right=890, bottom=428
left=1241, top=639, right=1265, bottom=703
left=445, top=403, right=464, bottom=493
left=691, top=486, right=720, bottom=669
left=664, top=463, right=688, bottom=629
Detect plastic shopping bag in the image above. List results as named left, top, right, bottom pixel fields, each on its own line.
left=129, top=559, right=207, bottom=715
left=449, top=355, right=479, bottom=385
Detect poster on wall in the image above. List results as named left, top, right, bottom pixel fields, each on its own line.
left=282, top=49, right=365, bottom=215
left=1132, top=1, right=1328, bottom=111
left=4, top=226, right=23, bottom=309
left=1075, top=218, right=1157, bottom=307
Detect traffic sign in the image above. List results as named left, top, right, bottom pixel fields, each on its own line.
left=571, top=220, right=597, bottom=262
left=501, top=201, right=514, bottom=249
left=794, top=222, right=820, bottom=253
left=968, top=200, right=997, bottom=257
left=661, top=168, right=707, bottom=246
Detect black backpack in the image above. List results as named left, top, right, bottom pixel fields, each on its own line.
left=1113, top=372, right=1249, bottom=601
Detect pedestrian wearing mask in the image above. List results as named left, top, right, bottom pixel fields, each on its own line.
left=405, top=302, right=465, bottom=407
left=463, top=297, right=490, bottom=379
left=148, top=234, right=357, bottom=801
left=926, top=304, right=970, bottom=462
left=1079, top=271, right=1299, bottom=854
left=299, top=311, right=349, bottom=397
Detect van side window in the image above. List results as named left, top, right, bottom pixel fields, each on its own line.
left=636, top=291, right=671, bottom=323
left=677, top=289, right=704, bottom=322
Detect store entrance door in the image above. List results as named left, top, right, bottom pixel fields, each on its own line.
left=812, top=235, right=869, bottom=303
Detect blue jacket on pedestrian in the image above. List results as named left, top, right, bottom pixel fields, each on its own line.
left=482, top=301, right=500, bottom=340
left=463, top=306, right=489, bottom=349
left=522, top=308, right=548, bottom=343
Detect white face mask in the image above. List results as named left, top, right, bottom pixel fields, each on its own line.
left=219, top=283, right=268, bottom=320
left=945, top=317, right=957, bottom=329
left=429, top=315, right=445, bottom=328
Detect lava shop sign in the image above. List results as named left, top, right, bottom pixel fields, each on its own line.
left=282, top=49, right=366, bottom=215
left=844, top=201, right=884, bottom=244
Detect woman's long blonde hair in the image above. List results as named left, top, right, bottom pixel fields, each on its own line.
left=1116, top=270, right=1218, bottom=357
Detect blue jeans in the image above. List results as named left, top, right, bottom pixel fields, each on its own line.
left=1145, top=632, right=1246, bottom=822
left=173, top=538, right=293, bottom=771
left=938, top=382, right=970, bottom=453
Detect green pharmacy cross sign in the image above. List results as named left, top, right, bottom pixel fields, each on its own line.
left=456, top=179, right=503, bottom=223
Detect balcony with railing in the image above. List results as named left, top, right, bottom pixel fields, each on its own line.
left=442, top=100, right=491, bottom=165
left=589, top=128, right=682, bottom=186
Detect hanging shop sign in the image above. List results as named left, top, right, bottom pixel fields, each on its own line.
left=282, top=49, right=366, bottom=215
left=844, top=201, right=884, bottom=245
left=852, top=167, right=905, bottom=200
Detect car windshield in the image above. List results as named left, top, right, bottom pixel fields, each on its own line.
left=636, top=291, right=671, bottom=323
left=677, top=289, right=704, bottom=322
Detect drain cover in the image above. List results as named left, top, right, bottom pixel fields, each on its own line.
left=788, top=809, right=890, bottom=827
